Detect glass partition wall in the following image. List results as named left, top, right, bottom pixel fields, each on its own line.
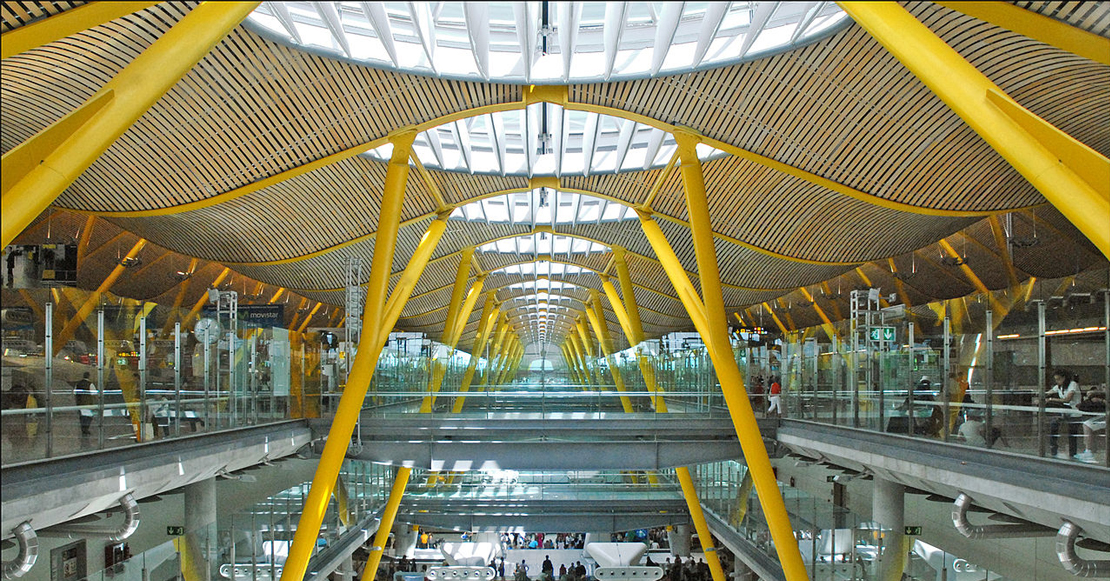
left=774, top=276, right=1110, bottom=467
left=1, top=288, right=317, bottom=464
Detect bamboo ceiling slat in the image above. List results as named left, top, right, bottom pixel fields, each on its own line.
left=1011, top=1, right=1110, bottom=37
left=5, top=3, right=1110, bottom=347
left=2, top=1, right=88, bottom=33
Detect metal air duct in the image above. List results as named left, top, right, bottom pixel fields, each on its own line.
left=1057, top=521, right=1110, bottom=577
left=49, top=493, right=140, bottom=542
left=952, top=493, right=1054, bottom=539
left=1, top=522, right=38, bottom=579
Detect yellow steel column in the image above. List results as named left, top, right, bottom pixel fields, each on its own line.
left=296, top=302, right=323, bottom=334
left=575, top=317, right=598, bottom=384
left=636, top=215, right=712, bottom=337
left=561, top=343, right=581, bottom=384
left=605, top=258, right=733, bottom=565
left=53, top=238, right=146, bottom=355
left=798, top=287, right=839, bottom=341
left=442, top=248, right=476, bottom=341
left=500, top=341, right=522, bottom=385
left=612, top=247, right=644, bottom=335
left=421, top=274, right=486, bottom=412
left=760, top=302, right=789, bottom=336
left=838, top=2, right=1109, bottom=259
left=495, top=335, right=519, bottom=386
left=670, top=128, right=808, bottom=580
left=280, top=130, right=417, bottom=581
left=420, top=251, right=475, bottom=412
left=448, top=275, right=487, bottom=348
left=585, top=292, right=634, bottom=412
left=1, top=2, right=260, bottom=248
left=575, top=318, right=595, bottom=359
left=451, top=295, right=499, bottom=413
left=160, top=257, right=200, bottom=335
left=600, top=276, right=668, bottom=412
left=359, top=466, right=413, bottom=581
left=567, top=333, right=592, bottom=386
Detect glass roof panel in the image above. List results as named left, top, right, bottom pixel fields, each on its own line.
left=450, top=190, right=636, bottom=226
left=506, top=280, right=577, bottom=292
left=245, top=2, right=849, bottom=84
left=491, top=261, right=589, bottom=277
left=479, top=234, right=608, bottom=255
left=366, top=104, right=727, bottom=177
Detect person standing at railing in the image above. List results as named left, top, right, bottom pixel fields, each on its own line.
left=74, top=371, right=97, bottom=439
left=1076, top=386, right=1106, bottom=464
left=767, top=377, right=782, bottom=418
left=1040, top=369, right=1082, bottom=460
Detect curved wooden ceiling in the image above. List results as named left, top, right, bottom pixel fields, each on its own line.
left=2, top=1, right=1108, bottom=349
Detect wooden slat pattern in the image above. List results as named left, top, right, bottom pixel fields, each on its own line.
left=570, top=4, right=1109, bottom=213
left=1, top=0, right=87, bottom=33
left=5, top=3, right=1109, bottom=347
left=1011, top=1, right=1110, bottom=37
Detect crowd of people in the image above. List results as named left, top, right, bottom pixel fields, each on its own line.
left=499, top=532, right=586, bottom=550
left=372, top=526, right=737, bottom=581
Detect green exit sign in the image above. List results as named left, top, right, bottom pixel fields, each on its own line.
left=167, top=526, right=185, bottom=536
left=870, top=327, right=896, bottom=342
left=904, top=526, right=922, bottom=536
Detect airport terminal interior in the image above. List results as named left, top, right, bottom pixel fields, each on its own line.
left=2, top=2, right=1110, bottom=581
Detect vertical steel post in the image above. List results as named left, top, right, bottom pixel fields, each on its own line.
left=1104, top=289, right=1109, bottom=467
left=175, top=322, right=182, bottom=437
left=45, top=301, right=54, bottom=457
left=1037, top=300, right=1047, bottom=457
left=850, top=297, right=860, bottom=428
left=907, top=322, right=915, bottom=437
left=943, top=316, right=951, bottom=441
left=250, top=333, right=258, bottom=424
left=227, top=330, right=235, bottom=427
left=97, top=307, right=106, bottom=448
left=203, top=327, right=211, bottom=431
left=140, top=314, right=148, bottom=441
left=984, top=310, right=994, bottom=449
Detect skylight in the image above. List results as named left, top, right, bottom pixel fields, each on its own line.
left=506, top=279, right=578, bottom=292
left=245, top=2, right=850, bottom=84
left=452, top=190, right=637, bottom=226
left=364, top=103, right=727, bottom=176
left=491, top=261, right=589, bottom=277
left=503, top=292, right=581, bottom=307
left=479, top=234, right=608, bottom=255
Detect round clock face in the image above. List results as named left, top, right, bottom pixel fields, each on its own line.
left=193, top=318, right=220, bottom=340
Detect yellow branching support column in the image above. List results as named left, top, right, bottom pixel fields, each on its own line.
left=421, top=275, right=485, bottom=412
left=360, top=466, right=413, bottom=581
left=568, top=333, right=592, bottom=386
left=1, top=2, right=260, bottom=248
left=281, top=130, right=420, bottom=581
left=561, top=343, right=581, bottom=384
left=636, top=129, right=809, bottom=580
left=600, top=275, right=666, bottom=412
left=54, top=238, right=146, bottom=356
left=585, top=292, right=634, bottom=413
left=451, top=295, right=499, bottom=413
left=838, top=2, right=1109, bottom=259
left=421, top=252, right=481, bottom=413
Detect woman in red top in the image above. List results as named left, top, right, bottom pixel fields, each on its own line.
left=768, top=377, right=782, bottom=417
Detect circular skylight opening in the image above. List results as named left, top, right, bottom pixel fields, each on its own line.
left=245, top=2, right=850, bottom=84
left=367, top=103, right=726, bottom=177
